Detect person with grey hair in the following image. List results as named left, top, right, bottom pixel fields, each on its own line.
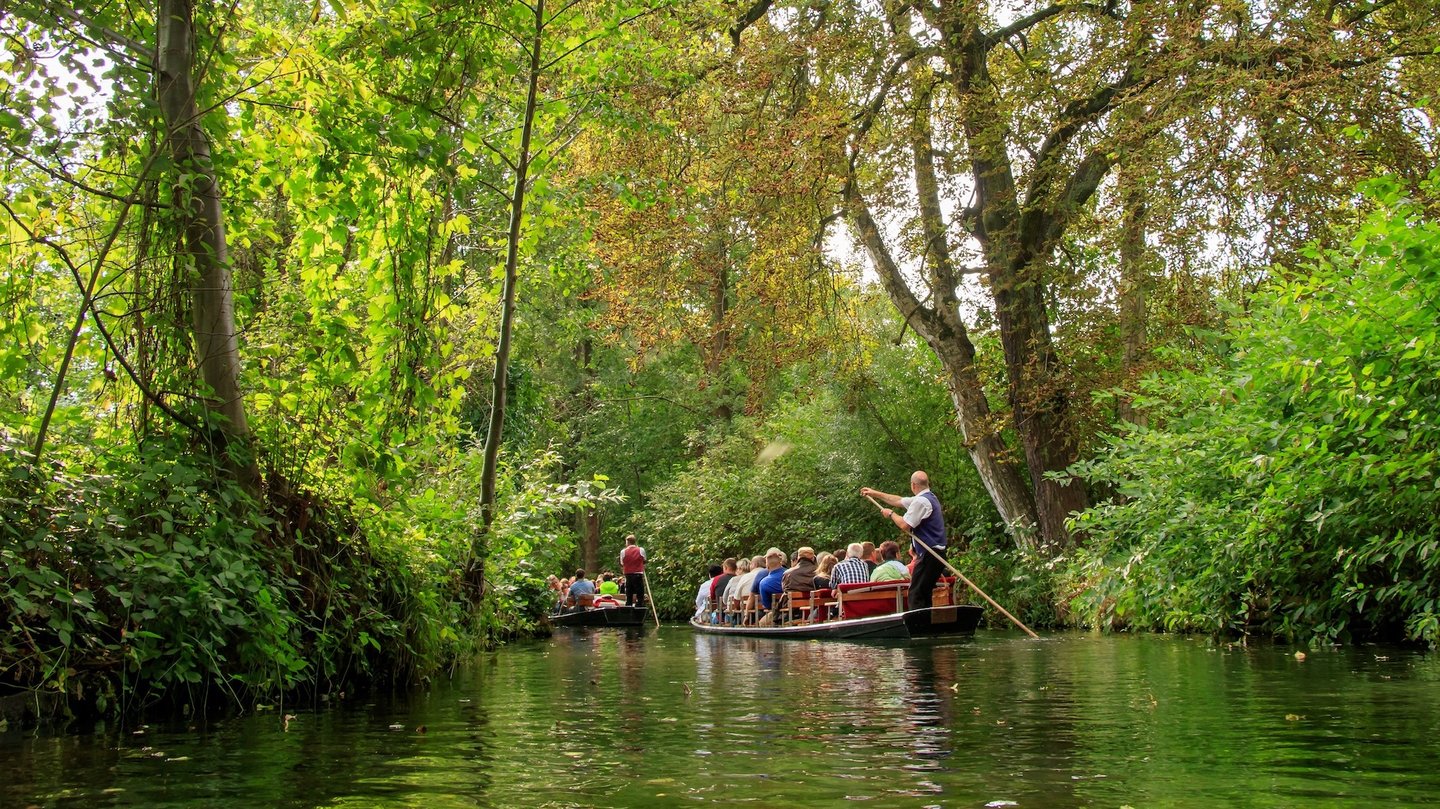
left=861, top=470, right=947, bottom=610
left=830, top=541, right=870, bottom=586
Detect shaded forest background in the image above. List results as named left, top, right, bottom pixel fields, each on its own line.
left=1, top=0, right=1437, bottom=717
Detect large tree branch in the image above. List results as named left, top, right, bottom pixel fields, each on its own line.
left=842, top=175, right=936, bottom=335
left=1022, top=68, right=1136, bottom=209
left=908, top=80, right=961, bottom=301
left=848, top=46, right=922, bottom=170
left=1022, top=146, right=1115, bottom=259
left=729, top=0, right=775, bottom=48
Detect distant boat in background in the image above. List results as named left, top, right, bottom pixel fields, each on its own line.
left=549, top=604, right=650, bottom=629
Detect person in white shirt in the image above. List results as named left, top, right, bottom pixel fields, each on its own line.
left=694, top=563, right=722, bottom=619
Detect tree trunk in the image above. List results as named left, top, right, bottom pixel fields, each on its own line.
left=156, top=0, right=258, bottom=489
left=1116, top=178, right=1150, bottom=428
left=706, top=228, right=732, bottom=423
left=843, top=180, right=1039, bottom=546
left=475, top=0, right=545, bottom=592
left=580, top=507, right=600, bottom=576
left=989, top=263, right=1088, bottom=549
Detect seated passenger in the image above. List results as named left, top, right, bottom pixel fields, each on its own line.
left=812, top=552, right=838, bottom=590
left=723, top=558, right=754, bottom=624
left=694, top=563, right=723, bottom=619
left=781, top=546, right=818, bottom=593
left=830, top=542, right=870, bottom=587
left=869, top=541, right=909, bottom=582
left=568, top=569, right=597, bottom=608
left=861, top=541, right=879, bottom=575
left=757, top=548, right=788, bottom=611
left=598, top=573, right=620, bottom=596
left=546, top=575, right=564, bottom=611
left=710, top=558, right=737, bottom=622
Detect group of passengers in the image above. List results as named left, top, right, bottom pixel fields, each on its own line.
left=548, top=569, right=627, bottom=611
left=693, top=540, right=916, bottom=625
left=547, top=534, right=651, bottom=613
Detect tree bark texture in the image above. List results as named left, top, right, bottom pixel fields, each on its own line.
left=843, top=180, right=1039, bottom=547
left=1116, top=176, right=1151, bottom=428
left=931, top=14, right=1100, bottom=549
left=156, top=0, right=258, bottom=488
left=477, top=0, right=545, bottom=586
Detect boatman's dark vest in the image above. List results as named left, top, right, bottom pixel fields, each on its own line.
left=911, top=490, right=946, bottom=556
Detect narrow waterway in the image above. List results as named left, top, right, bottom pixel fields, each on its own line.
left=5, top=628, right=1438, bottom=807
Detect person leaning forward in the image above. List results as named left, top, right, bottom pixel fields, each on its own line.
left=860, top=470, right=947, bottom=610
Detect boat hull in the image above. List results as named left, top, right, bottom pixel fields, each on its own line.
left=688, top=605, right=983, bottom=640
left=550, top=606, right=650, bottom=628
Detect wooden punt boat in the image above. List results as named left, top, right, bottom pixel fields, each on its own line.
left=549, top=604, right=650, bottom=628
left=689, top=604, right=982, bottom=639
left=687, top=578, right=983, bottom=640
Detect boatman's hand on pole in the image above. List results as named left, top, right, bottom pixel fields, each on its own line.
left=859, top=486, right=874, bottom=497
left=882, top=508, right=893, bottom=519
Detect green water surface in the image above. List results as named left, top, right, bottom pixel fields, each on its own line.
left=4, top=629, right=1438, bottom=807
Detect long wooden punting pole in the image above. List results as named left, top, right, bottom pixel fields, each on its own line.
left=641, top=571, right=661, bottom=629
left=865, top=494, right=1040, bottom=639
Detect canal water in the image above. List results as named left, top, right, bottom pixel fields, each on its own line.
left=4, top=628, right=1438, bottom=807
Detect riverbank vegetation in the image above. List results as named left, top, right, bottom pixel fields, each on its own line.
left=2, top=0, right=1436, bottom=719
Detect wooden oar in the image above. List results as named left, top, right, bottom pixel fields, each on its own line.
left=865, top=494, right=1040, bottom=639
left=641, top=571, right=661, bottom=629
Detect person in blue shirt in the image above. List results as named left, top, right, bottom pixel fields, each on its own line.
left=567, top=568, right=596, bottom=609
left=861, top=470, right=947, bottom=610
left=757, top=548, right=788, bottom=614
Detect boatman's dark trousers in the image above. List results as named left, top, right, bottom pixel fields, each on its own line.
left=625, top=573, right=646, bottom=608
left=908, top=546, right=946, bottom=610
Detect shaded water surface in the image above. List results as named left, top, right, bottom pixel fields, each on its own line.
left=4, top=630, right=1438, bottom=807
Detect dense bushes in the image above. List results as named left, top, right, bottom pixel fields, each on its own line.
left=1067, top=175, right=1440, bottom=646
left=0, top=427, right=608, bottom=720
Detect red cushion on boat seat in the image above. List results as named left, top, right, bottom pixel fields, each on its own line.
left=836, top=581, right=909, bottom=619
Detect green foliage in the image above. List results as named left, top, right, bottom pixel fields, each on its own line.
left=1067, top=174, right=1440, bottom=646
left=0, top=426, right=617, bottom=716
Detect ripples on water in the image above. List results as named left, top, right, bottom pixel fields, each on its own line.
left=4, top=630, right=1439, bottom=807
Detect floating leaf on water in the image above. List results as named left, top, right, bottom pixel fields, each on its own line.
left=660, top=717, right=679, bottom=723
left=388, top=724, right=405, bottom=731
left=165, top=756, right=190, bottom=762
left=985, top=801, right=1019, bottom=808
left=1285, top=714, right=1305, bottom=721
left=1294, top=652, right=1307, bottom=661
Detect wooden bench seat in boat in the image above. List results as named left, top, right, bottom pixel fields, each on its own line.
left=832, top=577, right=959, bottom=619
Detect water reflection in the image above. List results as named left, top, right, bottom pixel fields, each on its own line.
left=3, top=631, right=1439, bottom=807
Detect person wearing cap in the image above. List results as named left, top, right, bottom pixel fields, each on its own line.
left=782, top=546, right=819, bottom=593
left=861, top=470, right=947, bottom=610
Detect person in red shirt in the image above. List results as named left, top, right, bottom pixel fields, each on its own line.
left=620, top=534, right=647, bottom=609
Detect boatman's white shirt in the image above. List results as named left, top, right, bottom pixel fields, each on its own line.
left=898, top=488, right=934, bottom=529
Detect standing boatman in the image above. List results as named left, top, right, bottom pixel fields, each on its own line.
left=620, top=533, right=647, bottom=610
left=860, top=470, right=946, bottom=610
